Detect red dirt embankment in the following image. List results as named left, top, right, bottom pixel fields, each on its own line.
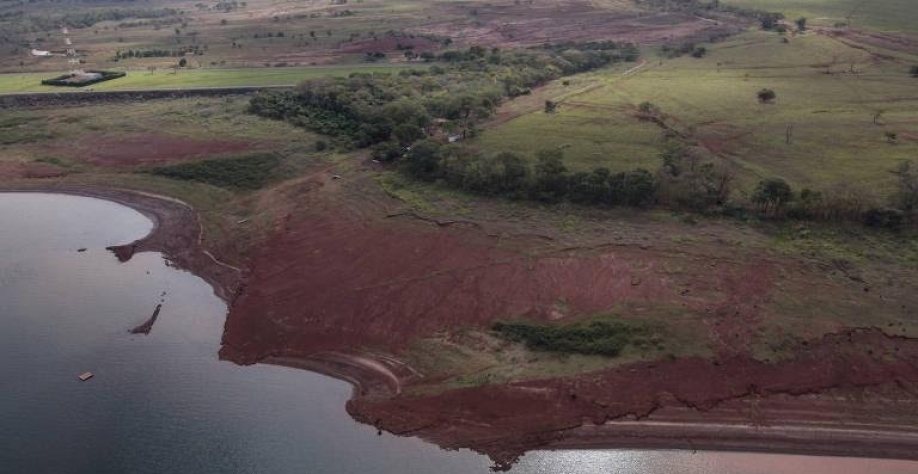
left=220, top=200, right=918, bottom=467
left=220, top=214, right=774, bottom=363
left=9, top=181, right=918, bottom=468
left=348, top=328, right=918, bottom=469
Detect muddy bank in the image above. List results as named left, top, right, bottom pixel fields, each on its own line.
left=348, top=328, right=918, bottom=469
left=220, top=201, right=918, bottom=469
left=220, top=214, right=775, bottom=364
left=0, top=186, right=242, bottom=301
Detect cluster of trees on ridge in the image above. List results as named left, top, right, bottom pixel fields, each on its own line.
left=398, top=141, right=657, bottom=206
left=247, top=44, right=916, bottom=230
left=249, top=43, right=638, bottom=147
left=397, top=137, right=916, bottom=229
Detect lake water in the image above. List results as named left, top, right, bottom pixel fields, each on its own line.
left=1, top=192, right=916, bottom=474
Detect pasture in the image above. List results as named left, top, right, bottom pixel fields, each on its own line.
left=721, top=0, right=918, bottom=32
left=475, top=30, right=918, bottom=196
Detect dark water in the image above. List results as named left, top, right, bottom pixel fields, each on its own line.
left=1, top=193, right=916, bottom=474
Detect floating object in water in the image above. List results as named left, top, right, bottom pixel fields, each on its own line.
left=77, top=248, right=87, bottom=252
left=78, top=372, right=94, bottom=381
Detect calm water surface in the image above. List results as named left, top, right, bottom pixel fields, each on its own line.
left=1, top=193, right=916, bottom=474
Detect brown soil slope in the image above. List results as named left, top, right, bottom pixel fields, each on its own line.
left=221, top=212, right=777, bottom=363
left=220, top=172, right=918, bottom=468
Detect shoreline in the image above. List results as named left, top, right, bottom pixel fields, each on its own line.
left=0, top=185, right=243, bottom=301
left=6, top=185, right=918, bottom=470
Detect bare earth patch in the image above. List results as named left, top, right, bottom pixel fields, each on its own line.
left=58, top=134, right=262, bottom=168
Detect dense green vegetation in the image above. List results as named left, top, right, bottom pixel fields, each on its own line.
left=249, top=44, right=638, bottom=148
left=147, top=153, right=281, bottom=190
left=400, top=141, right=657, bottom=206
left=493, top=318, right=663, bottom=357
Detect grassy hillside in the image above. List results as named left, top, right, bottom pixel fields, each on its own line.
left=721, top=0, right=918, bottom=32
left=475, top=30, right=918, bottom=195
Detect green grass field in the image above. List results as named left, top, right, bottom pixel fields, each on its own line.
left=0, top=64, right=420, bottom=93
left=722, top=0, right=918, bottom=32
left=475, top=30, right=918, bottom=195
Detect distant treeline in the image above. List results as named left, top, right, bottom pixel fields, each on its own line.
left=249, top=43, right=638, bottom=148
left=114, top=46, right=202, bottom=59
left=29, top=7, right=180, bottom=30
left=634, top=0, right=769, bottom=18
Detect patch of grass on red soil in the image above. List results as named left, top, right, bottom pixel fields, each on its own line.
left=147, top=152, right=282, bottom=190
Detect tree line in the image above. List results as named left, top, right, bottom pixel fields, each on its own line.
left=398, top=141, right=657, bottom=206
left=113, top=46, right=202, bottom=59
left=398, top=135, right=917, bottom=229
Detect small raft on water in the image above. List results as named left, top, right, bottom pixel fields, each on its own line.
left=78, top=372, right=94, bottom=382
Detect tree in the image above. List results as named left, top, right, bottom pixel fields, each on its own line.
left=531, top=149, right=568, bottom=202
left=757, top=88, right=777, bottom=103
left=891, top=161, right=918, bottom=211
left=393, top=123, right=424, bottom=145
left=372, top=141, right=402, bottom=162
left=795, top=17, right=807, bottom=31
left=760, top=12, right=783, bottom=30
left=495, top=152, right=529, bottom=195
left=621, top=169, right=656, bottom=206
left=752, top=177, right=793, bottom=214
left=569, top=167, right=611, bottom=205
left=402, top=140, right=442, bottom=180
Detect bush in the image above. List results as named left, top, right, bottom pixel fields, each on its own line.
left=493, top=318, right=660, bottom=357
left=911, top=66, right=918, bottom=77
left=372, top=141, right=402, bottom=163
left=148, top=153, right=281, bottom=190
left=757, top=88, right=777, bottom=103
left=864, top=208, right=905, bottom=230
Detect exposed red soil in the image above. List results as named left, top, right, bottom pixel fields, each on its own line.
left=65, top=134, right=260, bottom=168
left=0, top=161, right=68, bottom=180
left=219, top=177, right=918, bottom=467
left=348, top=328, right=918, bottom=469
left=220, top=213, right=777, bottom=364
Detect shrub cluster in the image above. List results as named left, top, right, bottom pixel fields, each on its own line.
left=493, top=319, right=660, bottom=357
left=148, top=153, right=281, bottom=190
